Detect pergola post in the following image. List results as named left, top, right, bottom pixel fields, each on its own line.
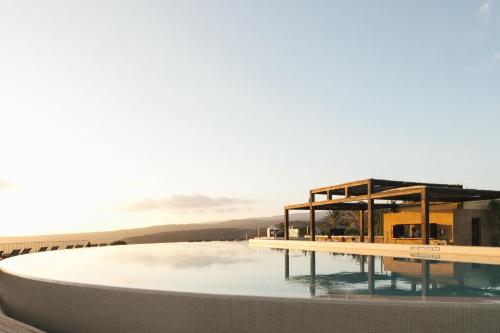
left=421, top=187, right=430, bottom=245
left=367, top=180, right=375, bottom=243
left=359, top=210, right=365, bottom=242
left=309, top=205, right=316, bottom=241
left=284, top=208, right=289, bottom=240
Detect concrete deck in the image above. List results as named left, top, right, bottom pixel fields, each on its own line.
left=0, top=311, right=45, bottom=333
left=249, top=238, right=500, bottom=265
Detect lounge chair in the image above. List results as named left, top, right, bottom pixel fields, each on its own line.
left=9, top=249, right=21, bottom=257
left=50, top=246, right=59, bottom=251
left=75, top=245, right=84, bottom=248
left=66, top=245, right=74, bottom=249
left=38, top=246, right=48, bottom=252
left=20, top=248, right=31, bottom=255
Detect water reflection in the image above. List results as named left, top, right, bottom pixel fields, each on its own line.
left=105, top=243, right=256, bottom=269
left=2, top=242, right=500, bottom=300
left=284, top=250, right=500, bottom=299
left=309, top=252, right=316, bottom=297
left=284, top=250, right=289, bottom=280
left=421, top=260, right=430, bottom=297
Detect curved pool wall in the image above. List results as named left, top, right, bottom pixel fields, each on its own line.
left=1, top=241, right=500, bottom=333
left=2, top=272, right=500, bottom=333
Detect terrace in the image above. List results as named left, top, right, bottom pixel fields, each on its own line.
left=284, top=178, right=500, bottom=244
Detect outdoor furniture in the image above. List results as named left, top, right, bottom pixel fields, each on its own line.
left=20, top=248, right=31, bottom=255
left=38, top=247, right=48, bottom=252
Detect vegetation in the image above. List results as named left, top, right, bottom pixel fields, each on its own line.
left=322, top=210, right=359, bottom=235
left=488, top=200, right=500, bottom=246
left=489, top=200, right=500, bottom=217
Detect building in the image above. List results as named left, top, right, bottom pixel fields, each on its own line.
left=284, top=179, right=500, bottom=245
left=383, top=202, right=498, bottom=246
left=266, top=226, right=279, bottom=238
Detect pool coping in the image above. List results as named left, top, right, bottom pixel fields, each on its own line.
left=249, top=238, right=500, bottom=265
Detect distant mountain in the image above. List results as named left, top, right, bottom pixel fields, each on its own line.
left=0, top=212, right=328, bottom=244
left=0, top=213, right=308, bottom=244
left=123, top=228, right=257, bottom=244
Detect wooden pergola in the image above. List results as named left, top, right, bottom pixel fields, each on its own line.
left=284, top=178, right=500, bottom=244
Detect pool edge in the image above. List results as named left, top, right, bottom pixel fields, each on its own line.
left=1, top=270, right=500, bottom=333
left=249, top=239, right=500, bottom=265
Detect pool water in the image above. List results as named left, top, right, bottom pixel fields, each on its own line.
left=1, top=241, right=500, bottom=300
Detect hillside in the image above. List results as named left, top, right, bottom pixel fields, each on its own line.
left=123, top=228, right=258, bottom=244
left=0, top=211, right=324, bottom=245
left=0, top=213, right=316, bottom=245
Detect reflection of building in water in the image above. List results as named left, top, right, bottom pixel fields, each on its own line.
left=309, top=252, right=316, bottom=296
left=384, top=257, right=500, bottom=293
left=384, top=257, right=454, bottom=279
left=284, top=251, right=500, bottom=298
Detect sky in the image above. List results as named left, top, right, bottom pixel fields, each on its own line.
left=0, top=1, right=499, bottom=236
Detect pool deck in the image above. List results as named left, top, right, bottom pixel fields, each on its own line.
left=0, top=311, right=45, bottom=333
left=249, top=238, right=500, bottom=265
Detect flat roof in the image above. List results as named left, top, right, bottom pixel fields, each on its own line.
left=286, top=178, right=500, bottom=211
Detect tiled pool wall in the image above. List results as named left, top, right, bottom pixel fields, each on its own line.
left=1, top=271, right=500, bottom=333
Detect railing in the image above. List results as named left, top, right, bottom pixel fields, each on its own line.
left=0, top=240, right=99, bottom=259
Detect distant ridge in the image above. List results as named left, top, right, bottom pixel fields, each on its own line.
left=0, top=213, right=317, bottom=244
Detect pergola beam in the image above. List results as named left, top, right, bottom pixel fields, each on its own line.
left=311, top=179, right=370, bottom=195
left=310, top=178, right=463, bottom=196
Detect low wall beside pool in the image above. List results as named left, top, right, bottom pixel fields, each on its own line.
left=0, top=242, right=499, bottom=333
left=1, top=271, right=500, bottom=333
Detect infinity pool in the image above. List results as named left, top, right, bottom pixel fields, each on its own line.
left=1, top=241, right=500, bottom=300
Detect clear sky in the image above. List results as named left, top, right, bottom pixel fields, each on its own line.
left=1, top=1, right=499, bottom=236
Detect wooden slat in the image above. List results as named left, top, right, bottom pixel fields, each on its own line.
left=310, top=179, right=370, bottom=194
left=285, top=203, right=310, bottom=210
